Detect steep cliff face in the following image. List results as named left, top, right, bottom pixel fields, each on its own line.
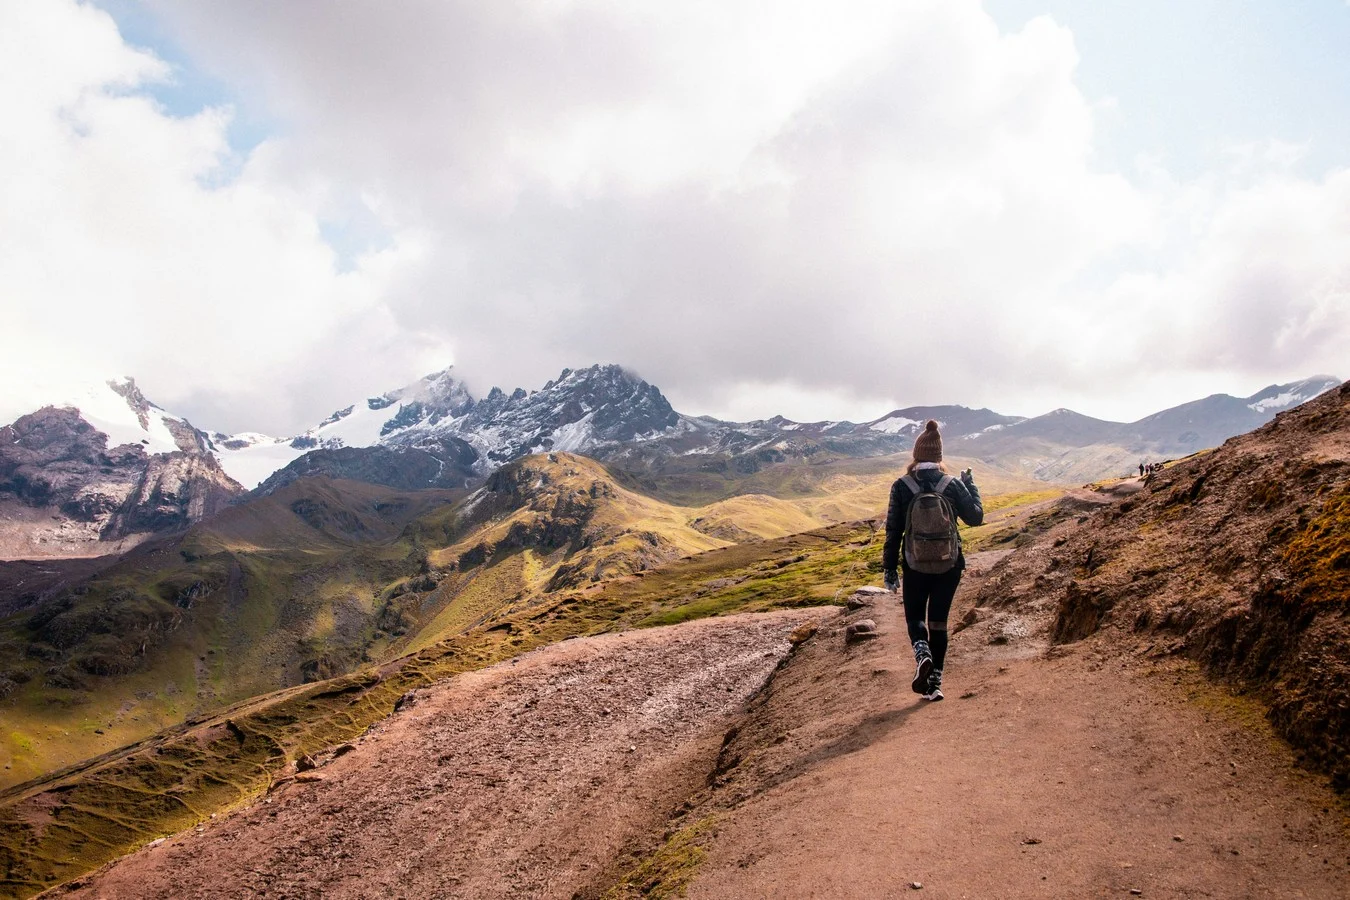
left=0, top=404, right=243, bottom=559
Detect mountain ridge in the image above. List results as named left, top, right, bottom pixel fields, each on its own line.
left=1, top=368, right=1340, bottom=559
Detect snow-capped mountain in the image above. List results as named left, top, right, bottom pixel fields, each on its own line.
left=213, top=365, right=687, bottom=490
left=211, top=366, right=1344, bottom=492
left=0, top=379, right=243, bottom=558
left=4, top=367, right=1342, bottom=516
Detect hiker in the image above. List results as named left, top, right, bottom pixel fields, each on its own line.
left=882, top=420, right=983, bottom=702
left=1139, top=461, right=1145, bottom=477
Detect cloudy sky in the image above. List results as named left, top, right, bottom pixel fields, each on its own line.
left=3, top=0, right=1348, bottom=435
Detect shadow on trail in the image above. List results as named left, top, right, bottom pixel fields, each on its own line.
left=764, top=700, right=928, bottom=791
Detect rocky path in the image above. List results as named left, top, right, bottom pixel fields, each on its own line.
left=48, top=609, right=829, bottom=900
left=681, top=561, right=1349, bottom=898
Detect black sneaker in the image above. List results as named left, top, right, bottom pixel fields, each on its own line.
left=922, top=670, right=944, bottom=702
left=911, top=653, right=933, bottom=694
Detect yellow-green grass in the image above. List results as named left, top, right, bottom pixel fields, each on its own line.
left=689, top=494, right=826, bottom=540
left=955, top=488, right=1073, bottom=553
left=398, top=552, right=538, bottom=656
left=603, top=815, right=719, bottom=900
left=1282, top=483, right=1350, bottom=606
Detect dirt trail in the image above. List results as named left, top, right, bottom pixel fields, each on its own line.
left=47, top=608, right=829, bottom=900
left=40, top=554, right=1350, bottom=899
left=683, top=554, right=1349, bottom=898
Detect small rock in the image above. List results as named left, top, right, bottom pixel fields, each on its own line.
left=910, top=882, right=923, bottom=890
left=1022, top=837, right=1041, bottom=845
left=295, top=754, right=318, bottom=772
left=959, top=690, right=978, bottom=700
left=628, top=745, right=637, bottom=753
left=1129, top=890, right=1143, bottom=896
left=148, top=837, right=166, bottom=848
left=846, top=596, right=869, bottom=610
left=855, top=586, right=888, bottom=596
left=295, top=772, right=325, bottom=783
left=789, top=622, right=819, bottom=645
left=1172, top=834, right=1184, bottom=842
left=845, top=620, right=879, bottom=643
left=332, top=743, right=357, bottom=758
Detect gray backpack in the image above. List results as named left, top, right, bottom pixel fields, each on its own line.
left=901, top=474, right=960, bottom=574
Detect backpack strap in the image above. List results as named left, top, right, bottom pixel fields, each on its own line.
left=934, top=474, right=954, bottom=493
left=900, top=474, right=921, bottom=495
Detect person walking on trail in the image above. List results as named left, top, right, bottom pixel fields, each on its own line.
left=882, top=420, right=983, bottom=702
left=1139, top=461, right=1145, bottom=478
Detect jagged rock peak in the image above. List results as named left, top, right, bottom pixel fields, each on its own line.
left=368, top=367, right=476, bottom=416
left=105, top=376, right=155, bottom=430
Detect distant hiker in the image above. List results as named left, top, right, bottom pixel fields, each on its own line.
left=1139, top=461, right=1145, bottom=478
left=882, top=420, right=983, bottom=702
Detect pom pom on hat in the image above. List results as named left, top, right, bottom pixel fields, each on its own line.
left=912, top=419, right=943, bottom=463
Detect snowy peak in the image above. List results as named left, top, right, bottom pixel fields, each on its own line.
left=0, top=380, right=243, bottom=557
left=1244, top=376, right=1341, bottom=413
left=397, top=363, right=681, bottom=464
left=210, top=364, right=683, bottom=488
left=868, top=406, right=1023, bottom=438
left=0, top=376, right=221, bottom=459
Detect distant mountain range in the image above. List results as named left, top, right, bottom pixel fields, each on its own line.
left=209, top=366, right=1342, bottom=488
left=0, top=366, right=1340, bottom=558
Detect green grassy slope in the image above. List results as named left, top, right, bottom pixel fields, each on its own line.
left=0, top=520, right=877, bottom=898
left=0, top=479, right=464, bottom=787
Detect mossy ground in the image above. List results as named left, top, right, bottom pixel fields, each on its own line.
left=603, top=816, right=719, bottom=900
left=1282, top=483, right=1350, bottom=606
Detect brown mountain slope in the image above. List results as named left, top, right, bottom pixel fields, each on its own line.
left=970, top=380, right=1350, bottom=788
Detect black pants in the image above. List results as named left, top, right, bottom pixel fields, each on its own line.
left=902, top=566, right=963, bottom=670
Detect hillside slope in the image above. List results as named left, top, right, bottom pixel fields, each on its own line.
left=0, top=478, right=463, bottom=786
left=27, top=576, right=1349, bottom=899
left=971, top=379, right=1350, bottom=788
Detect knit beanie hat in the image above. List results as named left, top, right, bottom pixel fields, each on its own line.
left=912, top=420, right=943, bottom=463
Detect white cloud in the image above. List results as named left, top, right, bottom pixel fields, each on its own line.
left=3, top=0, right=1347, bottom=435
left=0, top=0, right=437, bottom=433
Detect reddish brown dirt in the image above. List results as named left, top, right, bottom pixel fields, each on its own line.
left=40, top=559, right=1350, bottom=899
left=46, top=609, right=827, bottom=900
left=682, top=559, right=1349, bottom=899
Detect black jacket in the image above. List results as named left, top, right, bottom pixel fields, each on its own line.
left=882, top=466, right=984, bottom=573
